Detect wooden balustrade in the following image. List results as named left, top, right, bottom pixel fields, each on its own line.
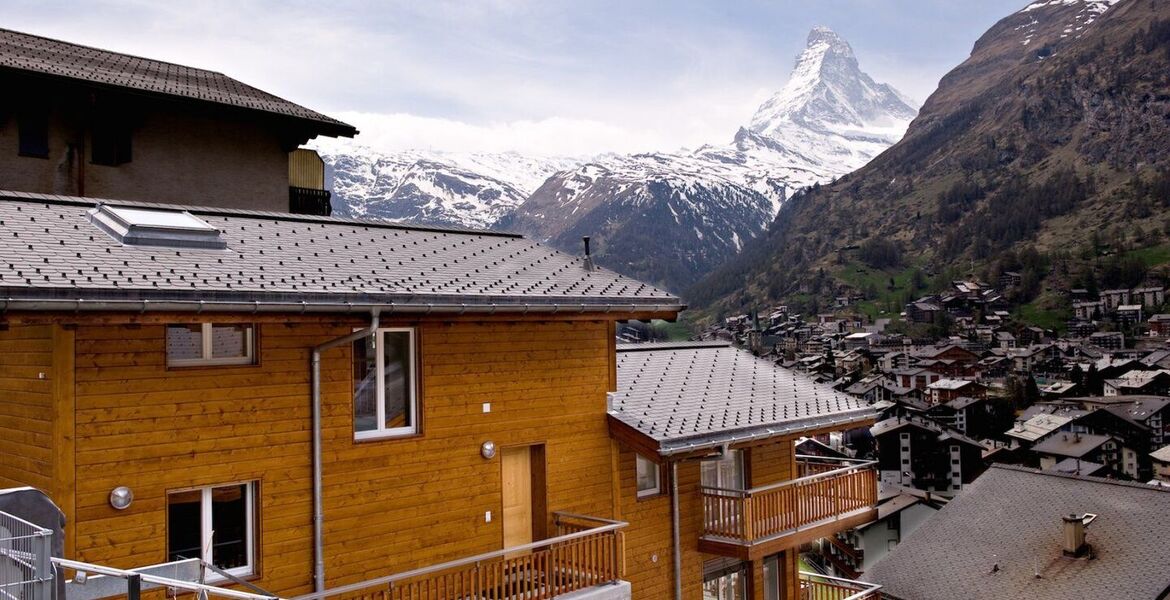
left=299, top=514, right=625, bottom=600
left=799, top=572, right=883, bottom=600
left=701, top=463, right=877, bottom=544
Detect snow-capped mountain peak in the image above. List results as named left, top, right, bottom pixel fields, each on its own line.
left=751, top=26, right=917, bottom=137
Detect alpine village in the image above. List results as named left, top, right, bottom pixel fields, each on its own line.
left=2, top=1, right=1170, bottom=600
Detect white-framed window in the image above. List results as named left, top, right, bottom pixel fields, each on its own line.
left=636, top=454, right=661, bottom=497
left=167, top=482, right=256, bottom=578
left=353, top=328, right=417, bottom=439
left=166, top=323, right=255, bottom=367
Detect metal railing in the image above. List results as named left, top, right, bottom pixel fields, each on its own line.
left=799, top=571, right=882, bottom=600
left=701, top=458, right=878, bottom=543
left=0, top=511, right=53, bottom=600
left=294, top=512, right=626, bottom=600
left=54, top=557, right=279, bottom=600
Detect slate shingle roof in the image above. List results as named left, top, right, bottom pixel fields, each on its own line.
left=870, top=415, right=985, bottom=449
left=1031, top=432, right=1115, bottom=458
left=0, top=192, right=681, bottom=313
left=609, top=342, right=875, bottom=455
left=0, top=28, right=355, bottom=136
left=867, top=465, right=1170, bottom=600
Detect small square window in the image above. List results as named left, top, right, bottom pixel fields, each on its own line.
left=167, top=482, right=257, bottom=578
left=636, top=454, right=661, bottom=497
left=353, top=328, right=417, bottom=439
left=167, top=323, right=255, bottom=367
left=91, top=118, right=132, bottom=166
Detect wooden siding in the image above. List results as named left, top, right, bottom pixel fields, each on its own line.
left=0, top=325, right=55, bottom=492
left=58, top=317, right=617, bottom=598
left=289, top=149, right=325, bottom=190
left=616, top=436, right=802, bottom=599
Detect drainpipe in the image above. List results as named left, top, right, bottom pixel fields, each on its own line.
left=670, top=461, right=682, bottom=600
left=310, top=312, right=380, bottom=594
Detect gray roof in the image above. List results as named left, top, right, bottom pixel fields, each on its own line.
left=1046, top=458, right=1108, bottom=476
left=609, top=342, right=875, bottom=455
left=945, top=396, right=985, bottom=410
left=1102, top=397, right=1170, bottom=425
left=0, top=28, right=355, bottom=137
left=868, top=465, right=1170, bottom=600
left=870, top=415, right=985, bottom=449
left=1031, top=433, right=1115, bottom=459
left=0, top=192, right=681, bottom=314
left=1152, top=444, right=1170, bottom=463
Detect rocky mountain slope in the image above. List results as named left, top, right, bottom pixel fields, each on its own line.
left=500, top=27, right=917, bottom=292
left=314, top=139, right=577, bottom=229
left=691, top=0, right=1170, bottom=320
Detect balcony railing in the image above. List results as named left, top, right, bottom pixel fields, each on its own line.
left=290, top=186, right=332, bottom=216
left=701, top=458, right=878, bottom=545
left=799, top=571, right=882, bottom=600
left=294, top=512, right=625, bottom=600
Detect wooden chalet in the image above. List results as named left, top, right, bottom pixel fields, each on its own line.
left=607, top=342, right=880, bottom=599
left=0, top=190, right=684, bottom=600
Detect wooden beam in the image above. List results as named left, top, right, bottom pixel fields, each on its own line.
left=606, top=415, right=662, bottom=460
left=51, top=324, right=76, bottom=560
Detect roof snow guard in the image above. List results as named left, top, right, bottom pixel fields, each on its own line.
left=89, top=204, right=227, bottom=250
left=0, top=191, right=683, bottom=316
left=609, top=342, right=876, bottom=456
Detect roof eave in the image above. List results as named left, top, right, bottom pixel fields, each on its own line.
left=608, top=407, right=878, bottom=459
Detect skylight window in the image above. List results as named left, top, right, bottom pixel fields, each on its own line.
left=88, top=204, right=227, bottom=249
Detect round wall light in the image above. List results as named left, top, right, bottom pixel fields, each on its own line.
left=480, top=441, right=497, bottom=460
left=109, top=486, right=134, bottom=510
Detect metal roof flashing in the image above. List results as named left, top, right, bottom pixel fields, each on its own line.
left=88, top=204, right=227, bottom=250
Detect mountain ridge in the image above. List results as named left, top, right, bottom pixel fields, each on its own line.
left=500, top=27, right=917, bottom=292
left=690, top=0, right=1170, bottom=321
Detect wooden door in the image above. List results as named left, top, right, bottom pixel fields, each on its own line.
left=502, top=446, right=534, bottom=548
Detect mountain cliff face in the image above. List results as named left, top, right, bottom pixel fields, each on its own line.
left=691, top=0, right=1170, bottom=317
left=500, top=28, right=916, bottom=292
left=315, top=140, right=577, bottom=229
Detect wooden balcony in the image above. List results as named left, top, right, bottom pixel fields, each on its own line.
left=295, top=513, right=626, bottom=600
left=699, top=458, right=878, bottom=559
left=799, top=571, right=883, bottom=600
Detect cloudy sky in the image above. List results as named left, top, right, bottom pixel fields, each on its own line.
left=4, top=0, right=1026, bottom=156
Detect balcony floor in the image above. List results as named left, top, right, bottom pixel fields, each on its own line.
left=698, top=506, right=878, bottom=560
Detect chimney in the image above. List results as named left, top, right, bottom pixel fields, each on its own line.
left=1061, top=513, right=1097, bottom=558
left=582, top=236, right=595, bottom=272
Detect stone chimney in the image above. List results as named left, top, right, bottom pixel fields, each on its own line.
left=1061, top=513, right=1097, bottom=558
left=582, top=236, right=595, bottom=272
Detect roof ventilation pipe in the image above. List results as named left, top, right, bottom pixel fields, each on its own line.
left=582, top=236, right=595, bottom=272
left=1062, top=513, right=1097, bottom=558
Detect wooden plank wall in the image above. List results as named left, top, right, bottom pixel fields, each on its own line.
left=617, top=436, right=801, bottom=600
left=71, top=321, right=325, bottom=591
left=0, top=325, right=55, bottom=491
left=65, top=317, right=617, bottom=597
left=321, top=320, right=615, bottom=587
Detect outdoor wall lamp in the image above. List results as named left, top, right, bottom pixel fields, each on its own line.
left=109, top=486, right=134, bottom=510
left=481, top=441, right=497, bottom=459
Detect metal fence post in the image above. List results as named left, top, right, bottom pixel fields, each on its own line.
left=126, top=574, right=141, bottom=600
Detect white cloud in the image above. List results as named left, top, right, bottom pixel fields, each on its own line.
left=330, top=112, right=678, bottom=157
